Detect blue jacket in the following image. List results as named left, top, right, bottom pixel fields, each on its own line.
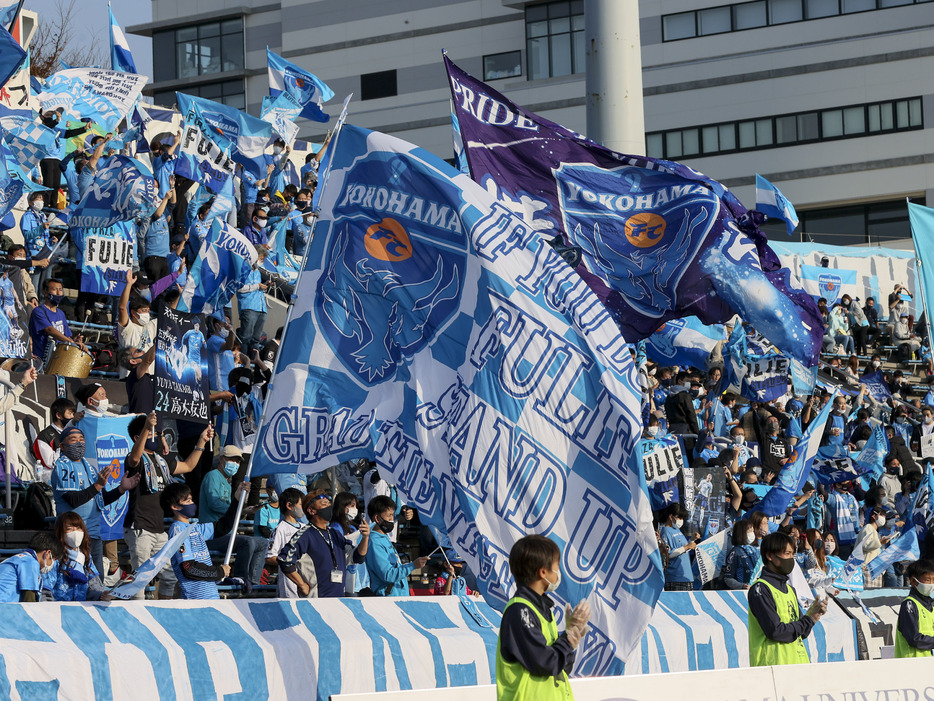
left=365, top=528, right=413, bottom=596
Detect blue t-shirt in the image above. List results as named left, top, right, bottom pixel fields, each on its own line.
left=237, top=268, right=267, bottom=313
left=0, top=549, right=41, bottom=601
left=660, top=525, right=694, bottom=584
left=170, top=520, right=218, bottom=600
left=291, top=219, right=313, bottom=257
left=51, top=454, right=101, bottom=539
left=145, top=212, right=171, bottom=258
left=267, top=473, right=307, bottom=496
left=29, top=304, right=70, bottom=360
left=199, top=469, right=231, bottom=524
left=254, top=503, right=280, bottom=537
left=20, top=209, right=48, bottom=256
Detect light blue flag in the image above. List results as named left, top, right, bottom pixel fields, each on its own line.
left=905, top=464, right=934, bottom=547
left=852, top=423, right=888, bottom=484
left=110, top=523, right=194, bottom=600
left=266, top=48, right=333, bottom=123
left=176, top=110, right=236, bottom=194
left=251, top=123, right=663, bottom=674
left=179, top=218, right=258, bottom=314
left=867, top=528, right=920, bottom=582
left=71, top=156, right=159, bottom=229
left=0, top=20, right=24, bottom=90
left=176, top=91, right=273, bottom=180
left=0, top=143, right=22, bottom=219
left=265, top=216, right=300, bottom=283
left=759, top=390, right=836, bottom=517
left=0, top=1, right=18, bottom=29
left=38, top=68, right=147, bottom=132
left=0, top=116, right=60, bottom=168
left=810, top=424, right=886, bottom=487
left=75, top=412, right=135, bottom=541
left=755, top=174, right=798, bottom=236
left=908, top=202, right=934, bottom=351
left=451, top=110, right=469, bottom=175
left=109, top=4, right=137, bottom=73
left=800, top=263, right=858, bottom=307
left=645, top=316, right=726, bottom=371
left=78, top=221, right=135, bottom=296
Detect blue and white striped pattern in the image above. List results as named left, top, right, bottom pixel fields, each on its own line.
left=267, top=48, right=333, bottom=123
left=1, top=117, right=58, bottom=169
left=108, top=4, right=137, bottom=74
left=755, top=174, right=799, bottom=236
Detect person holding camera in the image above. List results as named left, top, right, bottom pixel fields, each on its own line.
left=365, top=495, right=427, bottom=597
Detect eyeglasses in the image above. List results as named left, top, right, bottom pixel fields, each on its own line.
left=314, top=494, right=332, bottom=503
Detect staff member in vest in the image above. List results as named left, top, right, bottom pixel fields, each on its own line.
left=497, top=534, right=591, bottom=701
left=748, top=532, right=828, bottom=666
left=895, top=559, right=934, bottom=658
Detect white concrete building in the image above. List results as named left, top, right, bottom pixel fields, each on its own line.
left=129, top=0, right=934, bottom=244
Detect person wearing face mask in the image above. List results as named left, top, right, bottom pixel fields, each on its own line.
left=911, top=406, right=934, bottom=455
left=759, top=416, right=790, bottom=481
left=330, top=491, right=370, bottom=595
left=29, top=278, right=88, bottom=365
left=236, top=246, right=269, bottom=357
left=163, top=480, right=250, bottom=600
left=729, top=426, right=750, bottom=468
left=826, top=481, right=861, bottom=560
left=895, top=559, right=934, bottom=658
left=290, top=188, right=315, bottom=258
left=660, top=505, right=695, bottom=591
left=496, top=534, right=591, bottom=701
left=20, top=192, right=51, bottom=292
left=254, top=489, right=281, bottom=539
left=244, top=207, right=270, bottom=247
left=360, top=494, right=426, bottom=597
left=199, top=446, right=244, bottom=523
left=748, top=532, right=827, bottom=666
left=880, top=456, right=903, bottom=509
left=0, top=532, right=63, bottom=602
left=722, top=519, right=762, bottom=590
left=118, top=274, right=157, bottom=355
left=51, top=426, right=139, bottom=577
left=74, top=382, right=117, bottom=418
left=48, top=511, right=112, bottom=601
left=856, top=507, right=891, bottom=589
left=278, top=491, right=371, bottom=598
left=265, top=487, right=307, bottom=596
left=5, top=243, right=40, bottom=308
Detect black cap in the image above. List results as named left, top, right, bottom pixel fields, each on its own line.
left=74, top=382, right=103, bottom=406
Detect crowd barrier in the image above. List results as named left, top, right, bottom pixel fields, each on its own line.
left=332, top=658, right=934, bottom=701
left=0, top=589, right=864, bottom=700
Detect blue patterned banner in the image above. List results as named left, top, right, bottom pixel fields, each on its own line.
left=252, top=123, right=662, bottom=673
left=73, top=413, right=135, bottom=541
left=71, top=156, right=159, bottom=230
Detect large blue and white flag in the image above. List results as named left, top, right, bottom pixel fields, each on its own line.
left=867, top=528, right=919, bottom=582
left=645, top=316, right=726, bottom=371
left=852, top=423, right=888, bottom=483
left=176, top=92, right=273, bottom=180
left=110, top=523, right=194, bottom=600
left=266, top=48, right=333, bottom=123
left=38, top=68, right=147, bottom=131
left=108, top=4, right=137, bottom=74
left=904, top=464, right=934, bottom=547
left=75, top=412, right=134, bottom=541
left=0, top=115, right=59, bottom=168
left=445, top=56, right=823, bottom=368
left=252, top=124, right=663, bottom=674
left=909, top=202, right=934, bottom=345
left=859, top=370, right=891, bottom=402
left=810, top=427, right=886, bottom=486
left=0, top=20, right=24, bottom=90
left=261, top=92, right=301, bottom=146
left=179, top=218, right=257, bottom=314
left=759, top=391, right=836, bottom=516
left=71, top=156, right=159, bottom=229
left=176, top=111, right=236, bottom=193
left=800, top=264, right=858, bottom=307
left=755, top=174, right=798, bottom=236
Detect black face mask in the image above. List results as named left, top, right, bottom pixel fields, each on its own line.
left=377, top=518, right=395, bottom=534
left=315, top=505, right=333, bottom=522
left=772, top=555, right=795, bottom=576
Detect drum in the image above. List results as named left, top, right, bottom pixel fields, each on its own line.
left=45, top=342, right=93, bottom=378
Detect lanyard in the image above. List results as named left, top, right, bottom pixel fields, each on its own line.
left=314, top=526, right=337, bottom=568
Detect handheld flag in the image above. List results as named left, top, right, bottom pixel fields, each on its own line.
left=904, top=464, right=934, bottom=547
left=260, top=92, right=301, bottom=145
left=866, top=529, right=919, bottom=582
left=908, top=202, right=934, bottom=356
left=71, top=156, right=159, bottom=229
left=38, top=68, right=147, bottom=131
left=251, top=123, right=663, bottom=674
left=645, top=316, right=726, bottom=371
left=266, top=48, right=333, bottom=123
left=109, top=4, right=137, bottom=74
left=758, top=391, right=836, bottom=516
left=0, top=19, right=24, bottom=91
left=755, top=174, right=798, bottom=236
left=444, top=55, right=822, bottom=367
left=179, top=219, right=257, bottom=314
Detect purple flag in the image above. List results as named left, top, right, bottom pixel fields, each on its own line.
left=444, top=56, right=822, bottom=366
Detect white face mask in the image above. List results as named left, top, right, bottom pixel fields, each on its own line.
left=876, top=516, right=886, bottom=528
left=40, top=555, right=54, bottom=574
left=646, top=426, right=659, bottom=437
left=92, top=398, right=110, bottom=413
left=872, top=360, right=881, bottom=368
left=273, top=146, right=282, bottom=155
left=303, top=215, right=314, bottom=225
left=30, top=201, right=42, bottom=211
left=914, top=580, right=934, bottom=597
left=733, top=435, right=745, bottom=445
left=545, top=567, right=561, bottom=593
left=219, top=328, right=229, bottom=339
left=346, top=507, right=358, bottom=521
left=674, top=518, right=684, bottom=529
left=746, top=531, right=756, bottom=545
left=255, top=218, right=268, bottom=228
left=64, top=530, right=84, bottom=548
left=824, top=541, right=836, bottom=555
left=136, top=312, right=151, bottom=325
left=925, top=418, right=933, bottom=426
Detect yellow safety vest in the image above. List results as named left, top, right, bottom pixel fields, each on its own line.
left=895, top=594, right=934, bottom=658
left=496, top=596, right=573, bottom=701
left=748, top=578, right=810, bottom=666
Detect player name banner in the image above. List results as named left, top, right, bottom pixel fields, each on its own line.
left=179, top=121, right=236, bottom=192
left=154, top=307, right=210, bottom=423
left=0, top=264, right=29, bottom=359
left=81, top=231, right=133, bottom=296
left=744, top=354, right=789, bottom=402
left=642, top=436, right=683, bottom=510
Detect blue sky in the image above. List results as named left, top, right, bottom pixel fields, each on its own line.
left=26, top=0, right=153, bottom=77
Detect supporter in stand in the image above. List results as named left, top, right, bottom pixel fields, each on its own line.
left=6, top=244, right=40, bottom=307
left=364, top=494, right=425, bottom=597
left=723, top=519, right=760, bottom=590
left=117, top=270, right=157, bottom=353
left=29, top=278, right=87, bottom=365
left=857, top=507, right=891, bottom=589
left=330, top=491, right=369, bottom=596
left=910, top=405, right=934, bottom=454
left=74, top=382, right=119, bottom=417
left=266, top=487, right=306, bottom=597
left=829, top=303, right=855, bottom=355
left=33, top=395, right=74, bottom=475
left=826, top=482, right=862, bottom=559
left=748, top=532, right=827, bottom=666
left=843, top=295, right=871, bottom=356
left=895, top=559, right=934, bottom=658
left=236, top=246, right=269, bottom=357
left=254, top=489, right=280, bottom=539
left=894, top=312, right=921, bottom=362
left=47, top=511, right=112, bottom=601
left=0, top=532, right=62, bottom=602
left=659, top=504, right=695, bottom=591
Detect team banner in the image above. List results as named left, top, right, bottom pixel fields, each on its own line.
left=38, top=67, right=147, bottom=131
left=743, top=352, right=790, bottom=402
left=261, top=92, right=301, bottom=146
left=155, top=307, right=210, bottom=423
left=176, top=91, right=274, bottom=180
left=444, top=55, right=823, bottom=367
left=859, top=370, right=891, bottom=401
left=74, top=412, right=135, bottom=541
left=79, top=224, right=134, bottom=296
left=252, top=124, right=663, bottom=673
left=645, top=316, right=726, bottom=371
left=682, top=464, right=727, bottom=538
left=642, top=434, right=683, bottom=510
left=695, top=527, right=732, bottom=585
left=0, top=263, right=28, bottom=358
left=178, top=218, right=257, bottom=314
left=759, top=391, right=836, bottom=516
left=800, top=264, right=858, bottom=307
left=266, top=47, right=334, bottom=123
left=71, top=155, right=159, bottom=229
left=177, top=118, right=236, bottom=193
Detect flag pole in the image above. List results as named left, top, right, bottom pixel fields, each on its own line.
left=907, top=198, right=934, bottom=371
left=223, top=94, right=354, bottom=566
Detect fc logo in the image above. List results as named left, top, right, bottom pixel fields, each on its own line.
left=364, top=218, right=413, bottom=262
left=625, top=212, right=666, bottom=248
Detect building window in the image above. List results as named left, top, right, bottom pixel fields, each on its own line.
left=361, top=69, right=397, bottom=100
left=645, top=97, right=923, bottom=159
left=662, top=0, right=928, bottom=41
left=525, top=1, right=585, bottom=80
left=483, top=51, right=522, bottom=80
left=153, top=79, right=245, bottom=110
left=795, top=198, right=925, bottom=245
left=153, top=18, right=243, bottom=82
